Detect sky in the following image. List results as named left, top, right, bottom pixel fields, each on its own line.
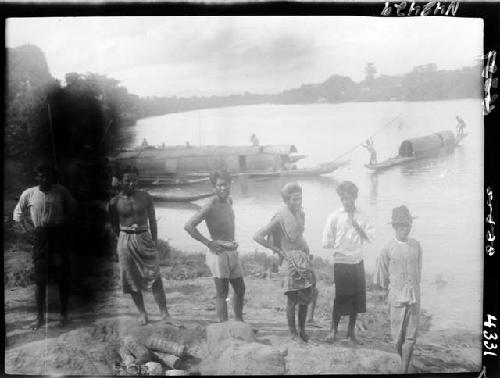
left=6, top=16, right=483, bottom=97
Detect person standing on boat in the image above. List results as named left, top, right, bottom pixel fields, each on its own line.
left=455, top=115, right=466, bottom=136
left=13, top=162, right=77, bottom=330
left=250, top=133, right=260, bottom=147
left=253, top=183, right=315, bottom=343
left=108, top=165, right=180, bottom=327
left=322, top=181, right=374, bottom=344
left=362, top=138, right=377, bottom=165
left=184, top=170, right=246, bottom=322
left=374, top=205, right=422, bottom=373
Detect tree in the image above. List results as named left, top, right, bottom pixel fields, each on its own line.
left=365, top=63, right=377, bottom=83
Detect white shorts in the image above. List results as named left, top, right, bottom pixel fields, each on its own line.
left=206, top=249, right=243, bottom=279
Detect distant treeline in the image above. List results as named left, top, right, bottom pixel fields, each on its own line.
left=5, top=44, right=481, bottom=189
left=139, top=63, right=482, bottom=116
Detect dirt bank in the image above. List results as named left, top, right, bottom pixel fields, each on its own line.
left=4, top=257, right=481, bottom=375
left=3, top=213, right=481, bottom=375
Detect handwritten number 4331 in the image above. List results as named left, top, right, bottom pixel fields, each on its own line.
left=484, top=314, right=498, bottom=356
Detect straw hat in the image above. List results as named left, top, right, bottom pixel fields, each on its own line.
left=389, top=205, right=417, bottom=225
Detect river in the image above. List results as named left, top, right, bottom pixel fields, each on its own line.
left=131, top=99, right=483, bottom=333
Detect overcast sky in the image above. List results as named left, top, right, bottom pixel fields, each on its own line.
left=6, top=16, right=483, bottom=97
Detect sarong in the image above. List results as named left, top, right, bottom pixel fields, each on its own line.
left=279, top=249, right=314, bottom=303
left=33, top=226, right=69, bottom=284
left=206, top=249, right=243, bottom=279
left=117, top=231, right=160, bottom=293
left=390, top=302, right=420, bottom=348
left=333, top=261, right=366, bottom=315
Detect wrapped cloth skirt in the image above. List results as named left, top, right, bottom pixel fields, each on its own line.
left=333, top=261, right=366, bottom=315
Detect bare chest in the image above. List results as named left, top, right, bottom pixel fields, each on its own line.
left=116, top=196, right=147, bottom=217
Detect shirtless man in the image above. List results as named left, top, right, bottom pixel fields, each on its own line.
left=109, top=165, right=179, bottom=326
left=184, top=170, right=245, bottom=322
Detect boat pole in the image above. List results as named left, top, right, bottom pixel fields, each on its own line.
left=331, top=113, right=402, bottom=163
left=198, top=108, right=202, bottom=146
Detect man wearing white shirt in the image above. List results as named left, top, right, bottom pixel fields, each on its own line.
left=322, top=181, right=374, bottom=343
left=13, top=162, right=76, bottom=330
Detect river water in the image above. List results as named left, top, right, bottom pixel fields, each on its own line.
left=132, top=99, right=483, bottom=333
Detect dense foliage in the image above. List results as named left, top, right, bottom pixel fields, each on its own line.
left=5, top=45, right=140, bottom=196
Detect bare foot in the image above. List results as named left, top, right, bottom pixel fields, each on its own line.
left=31, top=319, right=44, bottom=331
left=139, top=313, right=148, bottom=326
left=162, top=313, right=182, bottom=328
left=299, top=331, right=309, bottom=343
left=290, top=332, right=306, bottom=344
left=344, top=336, right=363, bottom=345
left=324, top=331, right=338, bottom=343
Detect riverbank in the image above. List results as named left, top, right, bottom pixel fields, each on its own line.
left=3, top=228, right=481, bottom=375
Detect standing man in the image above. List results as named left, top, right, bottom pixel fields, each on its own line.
left=250, top=133, right=260, bottom=147
left=184, top=171, right=245, bottom=323
left=455, top=115, right=466, bottom=136
left=362, top=138, right=377, bottom=165
left=13, top=162, right=76, bottom=330
left=108, top=165, right=179, bottom=326
left=374, top=206, right=422, bottom=373
left=322, top=181, right=374, bottom=344
left=253, top=183, right=315, bottom=343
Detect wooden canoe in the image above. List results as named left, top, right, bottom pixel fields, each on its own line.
left=365, top=156, right=416, bottom=171
left=150, top=191, right=215, bottom=202
left=139, top=177, right=210, bottom=187
left=247, top=160, right=348, bottom=178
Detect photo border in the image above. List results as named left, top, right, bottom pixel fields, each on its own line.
left=1, top=1, right=498, bottom=377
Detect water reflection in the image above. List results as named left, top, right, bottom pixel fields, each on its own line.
left=369, top=172, right=379, bottom=205
left=400, top=148, right=456, bottom=177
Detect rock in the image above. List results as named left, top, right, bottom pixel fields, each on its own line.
left=156, top=352, right=182, bottom=369
left=277, top=345, right=288, bottom=357
left=213, top=340, right=286, bottom=375
left=145, top=362, right=163, bottom=375
left=206, top=321, right=256, bottom=357
left=118, top=347, right=136, bottom=366
left=286, top=344, right=401, bottom=375
left=121, top=335, right=152, bottom=364
left=146, top=337, right=186, bottom=357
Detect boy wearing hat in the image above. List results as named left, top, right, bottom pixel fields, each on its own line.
left=374, top=205, right=422, bottom=374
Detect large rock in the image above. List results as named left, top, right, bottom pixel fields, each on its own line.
left=206, top=321, right=285, bottom=375
left=286, top=344, right=400, bottom=375
left=206, top=321, right=256, bottom=357
left=214, top=340, right=286, bottom=375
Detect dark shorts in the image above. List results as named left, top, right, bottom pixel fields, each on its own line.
left=33, top=227, right=69, bottom=284
left=334, top=261, right=366, bottom=315
left=285, top=286, right=312, bottom=306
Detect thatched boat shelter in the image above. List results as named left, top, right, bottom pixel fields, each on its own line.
left=111, top=145, right=301, bottom=177
left=398, top=130, right=456, bottom=158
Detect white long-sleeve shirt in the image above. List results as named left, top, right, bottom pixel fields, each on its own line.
left=322, top=207, right=374, bottom=264
left=13, top=184, right=75, bottom=227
